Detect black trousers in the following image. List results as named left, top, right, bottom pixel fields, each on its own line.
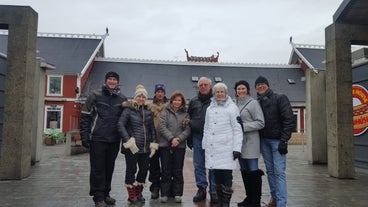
left=160, top=147, right=186, bottom=196
left=124, top=151, right=150, bottom=185
left=89, top=141, right=120, bottom=202
left=214, top=169, right=233, bottom=188
left=149, top=148, right=161, bottom=190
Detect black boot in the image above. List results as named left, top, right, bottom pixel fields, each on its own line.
left=221, top=185, right=233, bottom=207
left=248, top=169, right=264, bottom=207
left=193, top=187, right=207, bottom=202
left=238, top=170, right=251, bottom=207
left=216, top=185, right=223, bottom=206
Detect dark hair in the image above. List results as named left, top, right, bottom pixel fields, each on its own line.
left=234, top=80, right=250, bottom=96
left=169, top=91, right=186, bottom=107
left=105, top=71, right=119, bottom=82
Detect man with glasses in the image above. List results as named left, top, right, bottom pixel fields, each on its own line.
left=188, top=77, right=218, bottom=204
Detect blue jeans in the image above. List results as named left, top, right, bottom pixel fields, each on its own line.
left=193, top=134, right=216, bottom=194
left=261, top=138, right=287, bottom=207
left=239, top=158, right=259, bottom=171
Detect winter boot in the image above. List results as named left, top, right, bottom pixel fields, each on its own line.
left=238, top=170, right=251, bottom=207
left=261, top=197, right=276, bottom=207
left=193, top=187, right=206, bottom=202
left=136, top=184, right=145, bottom=203
left=150, top=187, right=159, bottom=199
left=216, top=185, right=224, bottom=206
left=221, top=185, right=233, bottom=207
left=127, top=185, right=140, bottom=205
left=249, top=169, right=264, bottom=207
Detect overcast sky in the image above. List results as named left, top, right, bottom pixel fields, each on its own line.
left=2, top=0, right=342, bottom=63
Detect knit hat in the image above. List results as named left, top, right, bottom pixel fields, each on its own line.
left=134, top=84, right=148, bottom=99
left=234, top=80, right=250, bottom=92
left=154, top=83, right=166, bottom=93
left=254, top=76, right=269, bottom=87
left=105, top=71, right=119, bottom=82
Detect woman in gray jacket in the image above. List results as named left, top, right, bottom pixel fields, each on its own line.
left=234, top=80, right=265, bottom=207
left=159, top=91, right=191, bottom=203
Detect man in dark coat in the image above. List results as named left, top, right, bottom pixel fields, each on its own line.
left=188, top=77, right=218, bottom=204
left=80, top=71, right=127, bottom=207
left=255, top=76, right=295, bottom=207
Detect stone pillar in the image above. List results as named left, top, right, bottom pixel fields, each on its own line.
left=306, top=70, right=327, bottom=164
left=0, top=6, right=38, bottom=179
left=325, top=23, right=355, bottom=178
left=31, top=59, right=46, bottom=164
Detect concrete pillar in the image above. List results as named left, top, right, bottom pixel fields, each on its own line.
left=325, top=23, right=355, bottom=178
left=31, top=59, right=46, bottom=164
left=0, top=6, right=38, bottom=179
left=306, top=70, right=327, bottom=164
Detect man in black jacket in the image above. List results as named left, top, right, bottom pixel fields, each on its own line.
left=255, top=76, right=295, bottom=207
left=80, top=71, right=127, bottom=207
left=188, top=77, right=218, bottom=204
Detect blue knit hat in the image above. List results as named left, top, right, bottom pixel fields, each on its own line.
left=154, top=84, right=166, bottom=93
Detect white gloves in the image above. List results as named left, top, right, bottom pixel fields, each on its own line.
left=123, top=137, right=139, bottom=154
left=149, top=143, right=159, bottom=158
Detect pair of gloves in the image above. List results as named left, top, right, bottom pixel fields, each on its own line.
left=123, top=137, right=159, bottom=158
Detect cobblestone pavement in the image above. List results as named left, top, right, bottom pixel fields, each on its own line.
left=1, top=144, right=368, bottom=207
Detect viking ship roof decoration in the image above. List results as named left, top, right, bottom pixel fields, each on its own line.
left=185, top=49, right=219, bottom=62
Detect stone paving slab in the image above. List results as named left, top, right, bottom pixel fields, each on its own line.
left=1, top=144, right=368, bottom=207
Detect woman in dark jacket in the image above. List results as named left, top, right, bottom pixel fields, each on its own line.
left=159, top=91, right=191, bottom=203
left=118, top=84, right=159, bottom=205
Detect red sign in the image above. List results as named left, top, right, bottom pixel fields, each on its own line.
left=353, top=84, right=368, bottom=136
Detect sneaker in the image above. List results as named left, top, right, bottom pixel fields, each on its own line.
left=193, top=187, right=207, bottom=202
left=95, top=200, right=107, bottom=207
left=160, top=196, right=168, bottom=203
left=104, top=196, right=116, bottom=205
left=174, top=196, right=182, bottom=203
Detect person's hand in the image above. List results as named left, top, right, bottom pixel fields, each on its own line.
left=278, top=141, right=288, bottom=154
left=233, top=151, right=242, bottom=160
left=82, top=139, right=90, bottom=149
left=171, top=137, right=180, bottom=147
left=236, top=116, right=243, bottom=125
left=236, top=116, right=245, bottom=133
left=123, top=137, right=139, bottom=154
left=149, top=143, right=159, bottom=158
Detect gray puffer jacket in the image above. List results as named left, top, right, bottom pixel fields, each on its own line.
left=159, top=104, right=191, bottom=149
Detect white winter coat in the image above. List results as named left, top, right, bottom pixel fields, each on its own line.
left=202, top=96, right=243, bottom=170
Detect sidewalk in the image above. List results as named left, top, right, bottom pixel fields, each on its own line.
left=1, top=144, right=368, bottom=207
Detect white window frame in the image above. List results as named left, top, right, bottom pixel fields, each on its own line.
left=293, top=109, right=301, bottom=133
left=46, top=75, right=63, bottom=96
left=44, top=105, right=63, bottom=132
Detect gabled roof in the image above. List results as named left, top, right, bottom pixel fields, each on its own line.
left=0, top=32, right=106, bottom=74
left=288, top=43, right=326, bottom=71
left=82, top=58, right=305, bottom=105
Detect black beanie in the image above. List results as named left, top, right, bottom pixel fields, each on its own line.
left=105, top=71, right=119, bottom=82
left=234, top=80, right=250, bottom=92
left=255, top=76, right=269, bottom=88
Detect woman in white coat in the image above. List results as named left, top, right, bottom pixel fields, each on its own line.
left=202, top=82, right=243, bottom=207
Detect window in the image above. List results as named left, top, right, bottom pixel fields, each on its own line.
left=214, top=77, right=222, bottom=82
left=293, top=109, right=300, bottom=133
left=44, top=105, right=63, bottom=132
left=47, top=75, right=63, bottom=96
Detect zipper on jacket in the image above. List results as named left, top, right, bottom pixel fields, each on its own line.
left=141, top=106, right=147, bottom=153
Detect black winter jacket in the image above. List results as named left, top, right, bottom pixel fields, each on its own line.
left=257, top=89, right=295, bottom=141
left=80, top=85, right=127, bottom=143
left=118, top=101, right=157, bottom=153
left=188, top=92, right=212, bottom=136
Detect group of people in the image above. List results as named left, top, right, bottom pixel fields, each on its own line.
left=80, top=71, right=295, bottom=207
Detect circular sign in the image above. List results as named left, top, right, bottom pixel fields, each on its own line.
left=352, top=84, right=368, bottom=136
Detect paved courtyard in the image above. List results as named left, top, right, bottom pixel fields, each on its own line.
left=1, top=144, right=368, bottom=207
